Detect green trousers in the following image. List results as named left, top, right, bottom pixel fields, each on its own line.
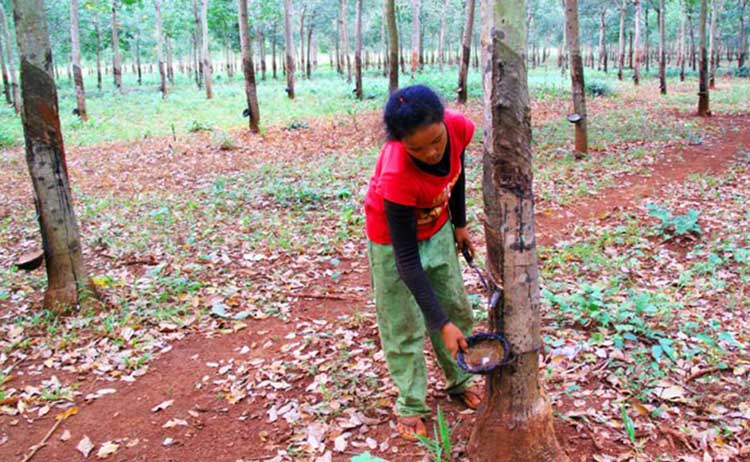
left=367, top=222, right=474, bottom=417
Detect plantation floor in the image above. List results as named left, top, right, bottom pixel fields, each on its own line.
left=1, top=80, right=749, bottom=462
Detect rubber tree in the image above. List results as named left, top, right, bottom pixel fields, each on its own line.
left=617, top=0, right=626, bottom=80
left=598, top=7, right=607, bottom=72
left=354, top=0, right=363, bottom=99
left=410, top=0, right=420, bottom=75
left=437, top=0, right=449, bottom=68
left=698, top=0, right=709, bottom=115
left=0, top=15, right=11, bottom=105
left=634, top=0, right=641, bottom=85
left=12, top=0, right=88, bottom=313
left=69, top=0, right=88, bottom=120
left=385, top=0, right=398, bottom=93
left=154, top=0, right=167, bottom=99
left=112, top=0, right=122, bottom=90
left=238, top=0, right=260, bottom=132
left=93, top=12, right=103, bottom=91
left=566, top=0, right=588, bottom=156
left=468, top=0, right=570, bottom=456
left=339, top=0, right=351, bottom=83
left=708, top=0, right=723, bottom=89
left=658, top=0, right=666, bottom=94
left=201, top=0, right=213, bottom=99
left=0, top=4, right=19, bottom=112
left=283, top=0, right=295, bottom=98
left=457, top=0, right=476, bottom=104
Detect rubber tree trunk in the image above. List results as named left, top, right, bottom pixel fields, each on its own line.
left=339, top=0, right=352, bottom=83
left=257, top=25, right=266, bottom=80
left=70, top=0, right=88, bottom=120
left=238, top=0, right=260, bottom=133
left=167, top=37, right=174, bottom=84
left=738, top=0, right=747, bottom=68
left=299, top=6, right=306, bottom=77
left=410, top=0, right=420, bottom=75
left=283, top=0, right=295, bottom=99
left=708, top=0, right=723, bottom=89
left=201, top=0, right=212, bottom=99
left=135, top=32, right=142, bottom=85
left=437, top=0, right=449, bottom=69
left=634, top=0, right=641, bottom=85
left=12, top=0, right=88, bottom=313
left=385, top=0, right=398, bottom=93
left=659, top=0, right=666, bottom=94
left=306, top=24, right=313, bottom=79
left=192, top=0, right=203, bottom=89
left=698, top=0, right=710, bottom=115
left=94, top=14, right=102, bottom=91
left=0, top=14, right=12, bottom=105
left=0, top=5, right=19, bottom=112
left=111, top=0, right=122, bottom=90
left=154, top=0, right=167, bottom=99
left=272, top=22, right=277, bottom=79
left=617, top=0, right=626, bottom=80
left=598, top=8, right=607, bottom=72
left=457, top=0, right=476, bottom=104
left=468, top=0, right=571, bottom=457
left=354, top=0, right=363, bottom=99
left=565, top=0, right=588, bottom=156
left=680, top=4, right=686, bottom=81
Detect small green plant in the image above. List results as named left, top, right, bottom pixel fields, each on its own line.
left=621, top=404, right=637, bottom=447
left=647, top=203, right=701, bottom=237
left=416, top=406, right=454, bottom=462
left=585, top=79, right=612, bottom=97
left=210, top=129, right=236, bottom=150
left=186, top=120, right=212, bottom=132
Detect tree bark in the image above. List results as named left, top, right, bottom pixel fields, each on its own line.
left=340, top=0, right=352, bottom=83
left=598, top=8, right=607, bottom=72
left=659, top=0, right=666, bottom=94
left=385, top=0, right=398, bottom=93
left=0, top=27, right=10, bottom=105
left=135, top=31, right=142, bottom=85
left=354, top=0, right=363, bottom=99
left=457, top=0, right=476, bottom=103
left=708, top=0, right=723, bottom=88
left=307, top=24, right=313, bottom=79
left=617, top=0, right=626, bottom=80
left=680, top=3, right=686, bottom=81
left=70, top=0, right=87, bottom=120
left=410, top=0, right=420, bottom=75
left=12, top=0, right=88, bottom=312
left=469, top=0, right=571, bottom=458
left=272, top=22, right=277, bottom=79
left=566, top=0, right=588, bottom=156
left=634, top=0, right=642, bottom=85
left=166, top=36, right=174, bottom=84
left=283, top=0, right=295, bottom=98
left=738, top=0, right=747, bottom=68
left=437, top=0, right=449, bottom=69
left=0, top=4, right=20, bottom=112
left=257, top=24, right=267, bottom=80
left=299, top=6, right=306, bottom=77
left=111, top=0, right=122, bottom=90
left=698, top=0, right=709, bottom=115
left=238, top=0, right=260, bottom=133
left=201, top=0, right=212, bottom=98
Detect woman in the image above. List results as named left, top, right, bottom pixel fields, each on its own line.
left=364, top=84, right=482, bottom=441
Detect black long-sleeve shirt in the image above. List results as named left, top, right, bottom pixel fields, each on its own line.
left=384, top=146, right=466, bottom=332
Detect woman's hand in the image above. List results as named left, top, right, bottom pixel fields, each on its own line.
left=454, top=226, right=475, bottom=258
left=441, top=322, right=468, bottom=359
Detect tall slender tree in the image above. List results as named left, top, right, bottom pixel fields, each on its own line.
left=410, top=0, right=420, bottom=75
left=457, top=0, right=476, bottom=103
left=698, top=0, right=709, bottom=115
left=354, top=0, right=363, bottom=99
left=469, top=0, right=571, bottom=457
left=111, top=0, right=122, bottom=90
left=0, top=20, right=11, bottom=105
left=93, top=12, right=103, bottom=91
left=598, top=7, right=607, bottom=72
left=201, top=0, right=213, bottom=98
left=385, top=0, right=398, bottom=93
left=708, top=0, right=724, bottom=88
left=617, top=0, right=626, bottom=80
left=437, top=0, right=449, bottom=69
left=12, top=0, right=88, bottom=312
left=0, top=4, right=19, bottom=112
left=339, top=0, right=352, bottom=83
left=566, top=0, right=588, bottom=156
left=658, top=0, right=666, bottom=94
left=154, top=0, right=167, bottom=99
left=238, top=0, right=260, bottom=132
left=70, top=0, right=87, bottom=120
left=634, top=0, right=642, bottom=85
left=283, top=0, right=295, bottom=98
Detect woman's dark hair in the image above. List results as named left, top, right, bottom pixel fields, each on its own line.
left=383, top=85, right=445, bottom=140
